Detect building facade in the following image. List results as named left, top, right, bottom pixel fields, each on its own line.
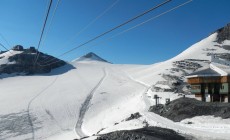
left=187, top=63, right=230, bottom=103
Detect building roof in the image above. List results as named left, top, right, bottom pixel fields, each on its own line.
left=211, top=62, right=230, bottom=75
left=186, top=62, right=230, bottom=78
left=186, top=67, right=221, bottom=78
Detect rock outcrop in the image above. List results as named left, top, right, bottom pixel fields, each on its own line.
left=0, top=47, right=66, bottom=75
left=216, top=23, right=230, bottom=43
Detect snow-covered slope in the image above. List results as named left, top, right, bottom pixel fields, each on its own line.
left=0, top=60, right=149, bottom=140
left=125, top=32, right=230, bottom=87
left=1, top=24, right=230, bottom=140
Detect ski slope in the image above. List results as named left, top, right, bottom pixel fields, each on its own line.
left=0, top=60, right=148, bottom=140
left=1, top=31, right=230, bottom=140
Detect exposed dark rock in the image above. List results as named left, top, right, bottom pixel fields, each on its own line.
left=125, top=112, right=142, bottom=121
left=114, top=122, right=119, bottom=125
left=153, top=73, right=189, bottom=93
left=216, top=23, right=230, bottom=43
left=149, top=97, right=230, bottom=122
left=0, top=48, right=66, bottom=75
left=173, top=60, right=202, bottom=71
left=207, top=53, right=230, bottom=61
left=80, top=52, right=109, bottom=63
left=96, top=127, right=187, bottom=140
left=97, top=128, right=106, bottom=134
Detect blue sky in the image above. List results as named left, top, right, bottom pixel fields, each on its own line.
left=0, top=0, right=230, bottom=64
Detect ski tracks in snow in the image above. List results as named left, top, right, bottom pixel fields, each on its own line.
left=27, top=76, right=59, bottom=140
left=75, top=68, right=107, bottom=138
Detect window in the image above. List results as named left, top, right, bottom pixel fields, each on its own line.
left=191, top=85, right=200, bottom=89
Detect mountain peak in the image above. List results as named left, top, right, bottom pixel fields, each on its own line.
left=75, top=52, right=109, bottom=63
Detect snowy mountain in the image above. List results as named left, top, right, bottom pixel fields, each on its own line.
left=0, top=46, right=66, bottom=76
left=126, top=24, right=230, bottom=91
left=1, top=24, right=230, bottom=140
left=74, top=52, right=109, bottom=63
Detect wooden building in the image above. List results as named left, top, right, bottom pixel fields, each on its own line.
left=186, top=63, right=230, bottom=103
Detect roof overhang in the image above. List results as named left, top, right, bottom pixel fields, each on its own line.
left=186, top=74, right=221, bottom=79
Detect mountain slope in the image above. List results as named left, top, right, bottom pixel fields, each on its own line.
left=1, top=24, right=230, bottom=140
left=125, top=25, right=230, bottom=89
left=0, top=60, right=148, bottom=140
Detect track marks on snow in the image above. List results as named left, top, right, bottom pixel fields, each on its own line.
left=75, top=68, right=107, bottom=138
left=27, top=76, right=59, bottom=140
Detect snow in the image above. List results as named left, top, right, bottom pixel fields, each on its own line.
left=1, top=31, right=230, bottom=140
left=0, top=50, right=22, bottom=65
left=186, top=62, right=230, bottom=78
left=154, top=84, right=171, bottom=89
left=170, top=33, right=220, bottom=61
left=181, top=116, right=230, bottom=130
left=124, top=33, right=230, bottom=86
left=0, top=60, right=149, bottom=140
left=45, top=131, right=77, bottom=140
left=96, top=111, right=230, bottom=140
left=211, top=62, right=230, bottom=75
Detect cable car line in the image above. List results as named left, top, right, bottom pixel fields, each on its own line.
left=38, top=0, right=192, bottom=67
left=41, top=0, right=120, bottom=62
left=34, top=0, right=53, bottom=65
left=40, top=0, right=172, bottom=65
left=40, top=0, right=61, bottom=50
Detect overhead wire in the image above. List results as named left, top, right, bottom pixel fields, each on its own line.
left=41, top=0, right=120, bottom=62
left=88, top=0, right=193, bottom=48
left=0, top=33, right=13, bottom=54
left=0, top=33, right=17, bottom=72
left=0, top=43, right=10, bottom=52
left=0, top=33, right=11, bottom=48
left=38, top=0, right=193, bottom=67
left=0, top=0, right=53, bottom=72
left=34, top=0, right=53, bottom=65
left=0, top=44, right=15, bottom=72
left=66, top=0, right=120, bottom=43
left=40, top=0, right=61, bottom=49
left=39, top=0, right=172, bottom=65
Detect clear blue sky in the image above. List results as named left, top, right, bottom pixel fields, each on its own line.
left=0, top=0, right=230, bottom=64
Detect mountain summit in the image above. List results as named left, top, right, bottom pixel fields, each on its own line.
left=75, top=52, right=109, bottom=63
